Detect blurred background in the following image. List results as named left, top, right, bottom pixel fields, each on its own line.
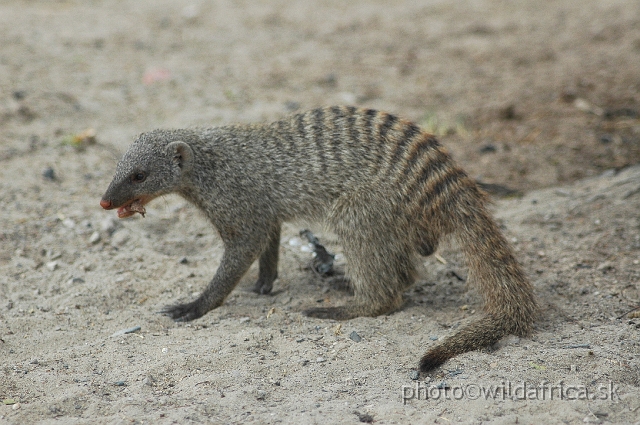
left=1, top=0, right=639, bottom=191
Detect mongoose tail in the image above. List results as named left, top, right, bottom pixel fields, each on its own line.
left=420, top=192, right=537, bottom=372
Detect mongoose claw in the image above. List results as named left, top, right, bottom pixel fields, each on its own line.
left=160, top=301, right=205, bottom=322
left=251, top=279, right=273, bottom=295
left=303, top=306, right=358, bottom=321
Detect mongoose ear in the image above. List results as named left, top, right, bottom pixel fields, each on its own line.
left=166, top=141, right=193, bottom=172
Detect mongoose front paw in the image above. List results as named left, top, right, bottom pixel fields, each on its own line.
left=160, top=301, right=206, bottom=322
left=303, top=306, right=358, bottom=321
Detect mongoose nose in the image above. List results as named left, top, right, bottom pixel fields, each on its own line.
left=100, top=199, right=112, bottom=209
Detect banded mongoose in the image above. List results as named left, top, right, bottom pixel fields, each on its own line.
left=100, top=106, right=536, bottom=372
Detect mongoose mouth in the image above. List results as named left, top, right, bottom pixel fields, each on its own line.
left=116, top=199, right=147, bottom=218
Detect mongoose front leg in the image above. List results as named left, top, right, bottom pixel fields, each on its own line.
left=252, top=225, right=281, bottom=295
left=162, top=238, right=264, bottom=321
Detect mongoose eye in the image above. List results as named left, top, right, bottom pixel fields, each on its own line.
left=131, top=172, right=147, bottom=183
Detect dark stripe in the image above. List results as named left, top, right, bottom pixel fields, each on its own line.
left=426, top=168, right=468, bottom=215
left=312, top=108, right=328, bottom=174
left=378, top=112, right=398, bottom=141
left=329, top=106, right=344, bottom=165
left=401, top=145, right=456, bottom=206
left=431, top=168, right=465, bottom=199
left=383, top=119, right=418, bottom=178
left=362, top=109, right=377, bottom=146
left=295, top=112, right=306, bottom=142
left=402, top=134, right=438, bottom=178
left=406, top=152, right=450, bottom=200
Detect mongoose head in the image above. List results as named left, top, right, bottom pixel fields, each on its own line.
left=100, top=132, right=194, bottom=218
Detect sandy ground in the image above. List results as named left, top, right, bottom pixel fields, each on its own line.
left=1, top=0, right=639, bottom=424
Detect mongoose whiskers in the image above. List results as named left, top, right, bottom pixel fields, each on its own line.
left=100, top=106, right=537, bottom=372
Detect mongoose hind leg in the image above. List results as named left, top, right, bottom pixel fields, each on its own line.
left=304, top=220, right=415, bottom=321
left=252, top=225, right=281, bottom=295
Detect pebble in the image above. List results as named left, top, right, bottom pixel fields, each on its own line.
left=100, top=216, right=119, bottom=235
left=46, top=261, right=58, bottom=271
left=114, top=381, right=126, bottom=386
left=555, top=189, right=572, bottom=197
left=110, top=229, right=130, bottom=246
left=110, top=326, right=141, bottom=337
left=316, top=357, right=326, bottom=363
left=597, top=262, right=613, bottom=271
left=181, top=4, right=200, bottom=20
left=288, top=237, right=303, bottom=246
left=12, top=402, right=21, bottom=410
left=409, top=370, right=420, bottom=380
left=479, top=144, right=497, bottom=154
left=349, top=331, right=362, bottom=342
left=62, top=218, right=75, bottom=228
left=255, top=389, right=267, bottom=401
left=89, top=231, right=101, bottom=244
left=42, top=167, right=56, bottom=181
left=429, top=336, right=438, bottom=341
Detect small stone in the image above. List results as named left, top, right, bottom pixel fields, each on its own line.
left=316, top=357, right=326, bottom=363
left=597, top=262, right=613, bottom=272
left=42, top=167, right=56, bottom=181
left=62, top=218, right=75, bottom=228
left=12, top=402, right=21, bottom=410
left=409, top=370, right=420, bottom=380
left=161, top=347, right=168, bottom=353
left=181, top=4, right=200, bottom=20
left=46, top=261, right=58, bottom=271
left=179, top=256, right=188, bottom=264
left=479, top=144, right=497, bottom=154
left=349, top=331, right=362, bottom=342
left=110, top=229, right=131, bottom=246
left=430, top=336, right=439, bottom=341
left=114, top=381, right=126, bottom=386
left=356, top=412, right=374, bottom=423
left=499, top=104, right=518, bottom=120
left=100, top=216, right=119, bottom=235
left=255, top=389, right=267, bottom=401
left=111, top=326, right=141, bottom=337
left=89, top=231, right=101, bottom=244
